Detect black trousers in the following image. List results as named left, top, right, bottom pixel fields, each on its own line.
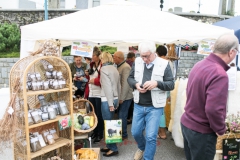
left=75, top=88, right=84, bottom=98
left=88, top=97, right=104, bottom=138
left=181, top=123, right=217, bottom=160
left=127, top=99, right=134, bottom=119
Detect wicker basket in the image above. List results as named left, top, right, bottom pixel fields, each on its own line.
left=73, top=99, right=98, bottom=133
left=216, top=132, right=240, bottom=150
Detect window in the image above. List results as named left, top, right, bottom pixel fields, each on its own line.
left=60, top=0, right=65, bottom=9
left=93, top=0, right=100, bottom=7
left=76, top=0, right=88, bottom=9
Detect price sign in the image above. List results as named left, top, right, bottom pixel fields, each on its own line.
left=222, top=138, right=240, bottom=160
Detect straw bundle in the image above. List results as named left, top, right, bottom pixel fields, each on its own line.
left=30, top=39, right=61, bottom=57
left=0, top=78, right=21, bottom=151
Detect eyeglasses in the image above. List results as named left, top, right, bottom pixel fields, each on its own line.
left=234, top=49, right=239, bottom=55
left=140, top=52, right=152, bottom=59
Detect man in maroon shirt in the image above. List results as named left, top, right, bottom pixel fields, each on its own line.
left=181, top=33, right=239, bottom=160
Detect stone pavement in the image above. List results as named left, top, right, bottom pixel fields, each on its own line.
left=0, top=125, right=186, bottom=160
left=92, top=125, right=186, bottom=160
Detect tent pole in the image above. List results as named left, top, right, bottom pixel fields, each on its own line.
left=44, top=0, right=48, bottom=20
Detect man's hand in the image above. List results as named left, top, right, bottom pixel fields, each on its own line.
left=78, top=77, right=84, bottom=81
left=89, top=78, right=95, bottom=84
left=143, top=80, right=158, bottom=90
left=109, top=106, right=115, bottom=111
left=73, top=77, right=78, bottom=81
left=135, top=83, right=147, bottom=93
left=119, top=100, right=123, bottom=104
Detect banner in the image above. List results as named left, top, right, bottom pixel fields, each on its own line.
left=197, top=40, right=215, bottom=56
left=71, top=41, right=93, bottom=58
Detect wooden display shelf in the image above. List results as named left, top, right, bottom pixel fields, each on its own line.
left=29, top=115, right=69, bottom=129
left=30, top=137, right=72, bottom=159
left=27, top=88, right=69, bottom=96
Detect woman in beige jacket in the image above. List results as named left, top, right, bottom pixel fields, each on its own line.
left=99, top=52, right=121, bottom=157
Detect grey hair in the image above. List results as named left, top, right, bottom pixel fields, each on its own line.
left=213, top=33, right=239, bottom=54
left=139, top=41, right=156, bottom=54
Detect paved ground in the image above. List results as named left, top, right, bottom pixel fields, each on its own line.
left=0, top=125, right=186, bottom=160
left=92, top=124, right=186, bottom=160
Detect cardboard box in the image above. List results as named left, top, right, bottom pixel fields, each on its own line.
left=77, top=148, right=100, bottom=160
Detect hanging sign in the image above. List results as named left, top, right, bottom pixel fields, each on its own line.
left=197, top=40, right=215, bottom=56
left=71, top=41, right=93, bottom=58
left=222, top=138, right=240, bottom=160
left=227, top=66, right=237, bottom=91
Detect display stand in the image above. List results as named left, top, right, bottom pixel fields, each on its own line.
left=10, top=56, right=74, bottom=160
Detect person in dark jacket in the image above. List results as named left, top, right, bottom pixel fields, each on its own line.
left=69, top=56, right=87, bottom=98
left=181, top=33, right=239, bottom=160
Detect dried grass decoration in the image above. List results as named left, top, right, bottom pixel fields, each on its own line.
left=30, top=39, right=61, bottom=57
left=0, top=78, right=20, bottom=149
left=166, top=44, right=180, bottom=61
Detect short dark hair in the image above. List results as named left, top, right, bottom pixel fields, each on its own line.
left=93, top=46, right=101, bottom=57
left=84, top=57, right=92, bottom=61
left=127, top=52, right=135, bottom=58
left=74, top=56, right=82, bottom=59
left=156, top=45, right=167, bottom=57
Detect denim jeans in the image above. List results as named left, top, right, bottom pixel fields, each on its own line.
left=131, top=103, right=163, bottom=160
left=118, top=99, right=132, bottom=138
left=181, top=123, right=217, bottom=160
left=101, top=99, right=119, bottom=152
left=89, top=97, right=103, bottom=137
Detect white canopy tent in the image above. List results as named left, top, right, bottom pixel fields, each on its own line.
left=20, top=0, right=233, bottom=58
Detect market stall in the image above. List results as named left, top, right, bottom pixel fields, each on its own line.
left=2, top=0, right=236, bottom=160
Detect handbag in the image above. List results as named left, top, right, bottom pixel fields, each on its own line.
left=104, top=119, right=122, bottom=144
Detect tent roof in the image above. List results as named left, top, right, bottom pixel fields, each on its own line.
left=213, top=16, right=240, bottom=43
left=21, top=0, right=233, bottom=46
left=213, top=16, right=240, bottom=31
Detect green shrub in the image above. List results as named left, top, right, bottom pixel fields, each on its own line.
left=99, top=46, right=117, bottom=54
left=0, top=23, right=21, bottom=52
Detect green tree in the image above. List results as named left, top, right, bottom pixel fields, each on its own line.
left=99, top=46, right=117, bottom=54
left=0, top=23, right=21, bottom=52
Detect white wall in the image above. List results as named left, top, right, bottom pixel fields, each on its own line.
left=0, top=0, right=19, bottom=9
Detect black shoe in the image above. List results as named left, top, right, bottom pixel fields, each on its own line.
left=91, top=133, right=97, bottom=139
left=93, top=136, right=103, bottom=143
left=100, top=148, right=110, bottom=152
left=122, top=136, right=128, bottom=141
left=127, top=120, right=132, bottom=125
left=103, top=151, right=119, bottom=157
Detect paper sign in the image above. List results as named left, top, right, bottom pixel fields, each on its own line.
left=227, top=66, right=237, bottom=90
left=71, top=41, right=93, bottom=58
left=104, top=120, right=122, bottom=144
left=58, top=116, right=72, bottom=131
left=197, top=40, right=215, bottom=55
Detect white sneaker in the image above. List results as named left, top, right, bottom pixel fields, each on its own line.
left=134, top=149, right=144, bottom=160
